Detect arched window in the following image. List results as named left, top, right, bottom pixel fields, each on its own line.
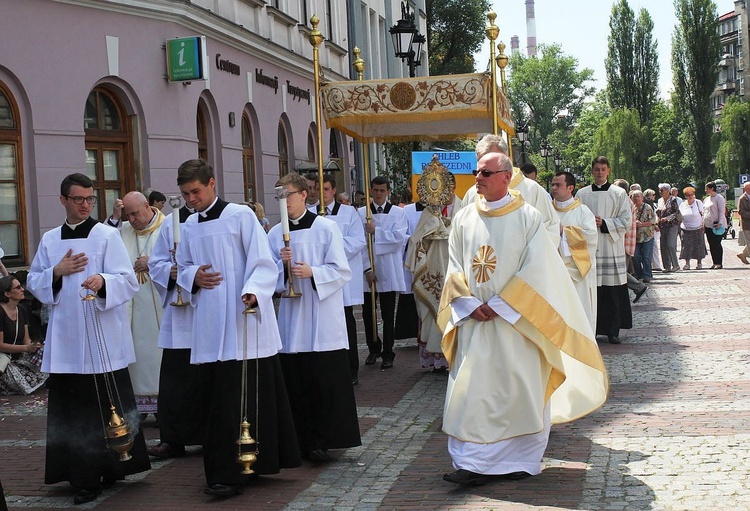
left=307, top=127, right=317, bottom=163
left=84, top=86, right=133, bottom=220
left=242, top=114, right=256, bottom=202
left=278, top=122, right=289, bottom=177
left=197, top=105, right=208, bottom=161
left=0, top=82, right=27, bottom=266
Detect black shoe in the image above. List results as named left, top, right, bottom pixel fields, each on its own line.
left=442, top=469, right=488, bottom=486
left=432, top=366, right=448, bottom=373
left=633, top=286, right=647, bottom=303
left=498, top=471, right=532, bottom=481
left=308, top=448, right=333, bottom=462
left=147, top=442, right=185, bottom=459
left=73, top=488, right=101, bottom=505
left=607, top=336, right=621, bottom=344
left=204, top=483, right=243, bottom=497
left=351, top=376, right=359, bottom=386
left=365, top=353, right=379, bottom=365
left=381, top=359, right=393, bottom=369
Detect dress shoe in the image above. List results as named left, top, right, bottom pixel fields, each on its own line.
left=381, top=359, right=394, bottom=369
left=204, top=483, right=243, bottom=497
left=364, top=353, right=379, bottom=365
left=738, top=253, right=749, bottom=264
left=73, top=488, right=101, bottom=505
left=148, top=442, right=185, bottom=459
left=498, top=471, right=532, bottom=481
left=442, top=469, right=488, bottom=486
left=308, top=448, right=333, bottom=462
left=633, top=287, right=647, bottom=304
left=607, top=335, right=621, bottom=344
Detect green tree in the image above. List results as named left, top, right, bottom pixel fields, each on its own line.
left=592, top=108, right=643, bottom=183
left=565, top=91, right=611, bottom=178
left=605, top=1, right=660, bottom=124
left=645, top=100, right=686, bottom=188
left=671, top=0, right=720, bottom=180
left=427, top=0, right=491, bottom=75
left=715, top=96, right=750, bottom=186
left=507, top=44, right=595, bottom=144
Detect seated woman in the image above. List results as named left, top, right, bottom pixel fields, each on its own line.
left=0, top=276, right=47, bottom=395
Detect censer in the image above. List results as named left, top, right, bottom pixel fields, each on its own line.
left=236, top=302, right=260, bottom=474
left=81, top=289, right=134, bottom=461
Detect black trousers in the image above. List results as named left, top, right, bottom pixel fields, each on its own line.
left=361, top=291, right=396, bottom=361
left=156, top=348, right=203, bottom=446
left=344, top=305, right=359, bottom=377
left=705, top=228, right=724, bottom=265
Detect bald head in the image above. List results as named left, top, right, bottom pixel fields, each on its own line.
left=122, top=191, right=154, bottom=230
left=475, top=152, right=513, bottom=202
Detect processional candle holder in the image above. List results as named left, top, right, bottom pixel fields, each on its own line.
left=274, top=186, right=302, bottom=298
left=81, top=288, right=133, bottom=462
left=168, top=196, right=189, bottom=307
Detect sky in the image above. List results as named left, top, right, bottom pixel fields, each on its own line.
left=474, top=0, right=736, bottom=98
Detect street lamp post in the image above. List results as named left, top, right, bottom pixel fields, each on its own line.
left=539, top=139, right=551, bottom=172
left=516, top=124, right=529, bottom=166
left=389, top=2, right=424, bottom=78
left=553, top=150, right=562, bottom=173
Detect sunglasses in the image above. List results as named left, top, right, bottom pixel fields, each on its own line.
left=472, top=169, right=509, bottom=178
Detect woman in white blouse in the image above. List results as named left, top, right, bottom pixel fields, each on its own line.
left=678, top=187, right=707, bottom=269
left=703, top=181, right=727, bottom=269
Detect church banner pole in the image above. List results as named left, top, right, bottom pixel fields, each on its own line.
left=352, top=47, right=378, bottom=339
left=485, top=11, right=500, bottom=137
left=496, top=41, right=513, bottom=164
left=308, top=15, right=327, bottom=216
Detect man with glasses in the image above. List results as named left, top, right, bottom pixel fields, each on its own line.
left=175, top=159, right=300, bottom=497
left=440, top=153, right=607, bottom=486
left=26, top=173, right=150, bottom=505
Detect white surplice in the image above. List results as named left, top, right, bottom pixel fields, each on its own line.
left=177, top=202, right=282, bottom=363
left=148, top=210, right=194, bottom=350
left=325, top=203, right=366, bottom=306
left=268, top=214, right=351, bottom=353
left=357, top=203, right=408, bottom=293
left=27, top=223, right=138, bottom=374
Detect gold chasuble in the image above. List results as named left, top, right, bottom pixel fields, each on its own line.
left=438, top=191, right=608, bottom=444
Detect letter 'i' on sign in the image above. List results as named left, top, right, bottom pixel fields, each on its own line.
left=166, top=36, right=208, bottom=82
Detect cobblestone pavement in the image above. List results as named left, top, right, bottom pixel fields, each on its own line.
left=2, top=238, right=749, bottom=510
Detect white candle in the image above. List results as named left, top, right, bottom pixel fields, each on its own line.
left=172, top=204, right=181, bottom=244
left=279, top=196, right=290, bottom=236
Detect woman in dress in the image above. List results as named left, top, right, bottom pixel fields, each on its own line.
left=678, top=187, right=707, bottom=269
left=703, top=181, right=727, bottom=269
left=0, top=276, right=47, bottom=395
left=656, top=183, right=681, bottom=272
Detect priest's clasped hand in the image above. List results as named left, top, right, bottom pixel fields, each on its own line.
left=469, top=303, right=499, bottom=322
left=290, top=261, right=312, bottom=279
left=195, top=264, right=223, bottom=289
left=242, top=293, right=257, bottom=307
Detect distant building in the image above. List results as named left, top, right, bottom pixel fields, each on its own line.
left=711, top=1, right=749, bottom=128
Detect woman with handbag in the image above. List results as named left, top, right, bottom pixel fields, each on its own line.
left=656, top=183, right=681, bottom=272
left=703, top=182, right=727, bottom=269
left=0, top=276, right=47, bottom=395
left=678, top=187, right=707, bottom=269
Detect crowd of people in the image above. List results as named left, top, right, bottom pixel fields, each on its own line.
left=2, top=140, right=743, bottom=504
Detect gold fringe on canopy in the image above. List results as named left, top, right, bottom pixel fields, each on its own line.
left=319, top=73, right=514, bottom=143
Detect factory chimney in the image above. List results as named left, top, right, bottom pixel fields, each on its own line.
left=510, top=35, right=520, bottom=55
left=525, top=0, right=537, bottom=56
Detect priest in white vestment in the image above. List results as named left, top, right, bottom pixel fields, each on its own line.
left=147, top=201, right=202, bottom=458
left=462, top=134, right=560, bottom=247
left=27, top=173, right=150, bottom=505
left=551, top=172, right=598, bottom=333
left=118, top=191, right=165, bottom=416
left=269, top=173, right=361, bottom=462
left=176, top=159, right=300, bottom=497
left=576, top=156, right=632, bottom=344
left=438, top=154, right=608, bottom=486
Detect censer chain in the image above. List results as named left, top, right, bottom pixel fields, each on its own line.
left=240, top=305, right=260, bottom=449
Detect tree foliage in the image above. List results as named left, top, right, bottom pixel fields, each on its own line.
left=507, top=44, right=595, bottom=145
left=606, top=0, right=659, bottom=124
left=645, top=100, right=686, bottom=188
left=592, top=108, right=643, bottom=184
left=426, top=0, right=491, bottom=75
left=671, top=0, right=720, bottom=180
left=715, top=96, right=750, bottom=186
left=565, top=91, right=611, bottom=177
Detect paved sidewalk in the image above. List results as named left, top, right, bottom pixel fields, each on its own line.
left=2, top=237, right=749, bottom=510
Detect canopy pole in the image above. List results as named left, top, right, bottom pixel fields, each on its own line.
left=485, top=11, right=499, bottom=137
left=352, top=47, right=379, bottom=341
left=308, top=16, right=327, bottom=216
left=496, top=41, right=513, bottom=164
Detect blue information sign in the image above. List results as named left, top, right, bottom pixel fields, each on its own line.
left=411, top=151, right=476, bottom=175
